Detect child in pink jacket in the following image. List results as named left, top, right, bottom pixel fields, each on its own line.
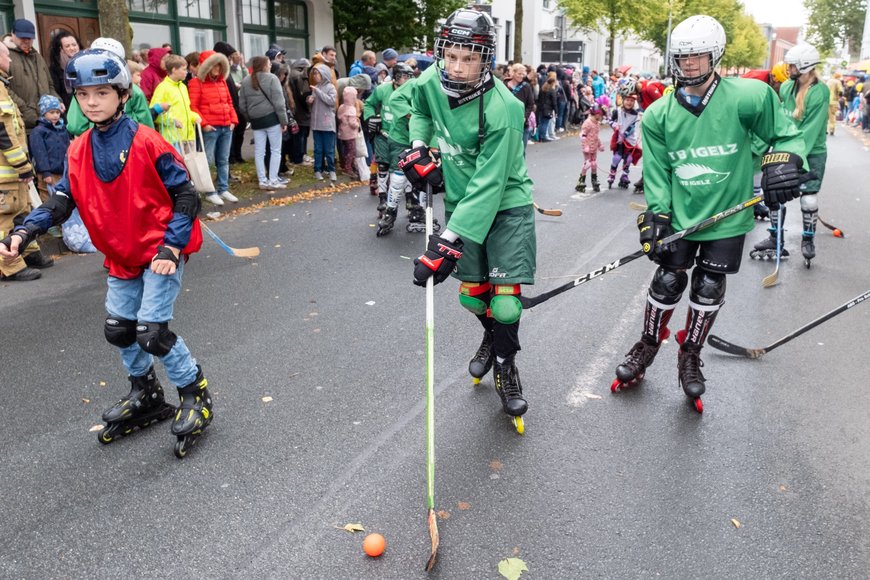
left=575, top=105, right=605, bottom=193
left=337, top=86, right=361, bottom=175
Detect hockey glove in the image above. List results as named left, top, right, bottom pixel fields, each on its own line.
left=761, top=151, right=804, bottom=209
left=413, top=234, right=463, bottom=287
left=398, top=146, right=444, bottom=194
left=637, top=211, right=675, bottom=263
left=365, top=116, right=382, bottom=140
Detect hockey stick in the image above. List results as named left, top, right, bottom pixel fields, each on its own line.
left=761, top=209, right=783, bottom=288
left=628, top=201, right=648, bottom=211
left=708, top=288, right=870, bottom=358
left=199, top=222, right=260, bottom=258
left=423, top=183, right=439, bottom=572
left=533, top=202, right=562, bottom=216
left=519, top=195, right=764, bottom=309
left=817, top=216, right=846, bottom=238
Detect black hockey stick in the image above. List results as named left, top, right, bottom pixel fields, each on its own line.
left=708, top=288, right=870, bottom=358
left=519, top=195, right=764, bottom=309
left=817, top=216, right=845, bottom=237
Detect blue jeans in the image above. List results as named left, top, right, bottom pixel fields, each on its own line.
left=556, top=101, right=567, bottom=130
left=537, top=117, right=553, bottom=141
left=253, top=124, right=283, bottom=183
left=105, top=262, right=198, bottom=387
left=312, top=130, right=336, bottom=173
left=202, top=125, right=232, bottom=193
left=290, top=125, right=310, bottom=164
left=522, top=127, right=531, bottom=154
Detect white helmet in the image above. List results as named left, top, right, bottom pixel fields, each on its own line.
left=784, top=44, right=820, bottom=78
left=669, top=15, right=726, bottom=87
left=90, top=37, right=125, bottom=60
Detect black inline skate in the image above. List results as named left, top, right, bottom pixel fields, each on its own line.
left=575, top=175, right=587, bottom=193
left=611, top=327, right=670, bottom=392
left=493, top=356, right=527, bottom=434
left=98, top=367, right=175, bottom=444
left=468, top=330, right=494, bottom=385
left=591, top=173, right=601, bottom=193
left=750, top=233, right=789, bottom=260
left=618, top=174, right=631, bottom=189
left=677, top=344, right=705, bottom=414
left=801, top=235, right=815, bottom=268
left=171, top=367, right=212, bottom=458
left=633, top=176, right=644, bottom=195
left=376, top=206, right=397, bottom=237
left=376, top=192, right=387, bottom=218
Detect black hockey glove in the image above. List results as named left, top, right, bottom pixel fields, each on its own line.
left=761, top=151, right=804, bottom=209
left=413, top=234, right=463, bottom=287
left=398, top=146, right=444, bottom=195
left=637, top=211, right=675, bottom=263
left=365, top=116, right=382, bottom=139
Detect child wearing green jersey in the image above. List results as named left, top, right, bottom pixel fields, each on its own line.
left=752, top=43, right=829, bottom=267
left=612, top=15, right=806, bottom=412
left=398, top=9, right=536, bottom=433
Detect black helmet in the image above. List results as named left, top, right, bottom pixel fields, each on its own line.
left=435, top=9, right=495, bottom=97
left=392, top=62, right=414, bottom=84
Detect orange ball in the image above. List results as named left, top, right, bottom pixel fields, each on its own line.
left=363, top=533, right=386, bottom=557
left=833, top=229, right=842, bottom=237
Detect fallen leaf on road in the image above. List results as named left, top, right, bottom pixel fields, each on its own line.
left=436, top=510, right=450, bottom=520
left=88, top=425, right=103, bottom=432
left=337, top=523, right=365, bottom=533
left=779, top=484, right=789, bottom=492
left=498, top=557, right=528, bottom=579
left=261, top=396, right=273, bottom=403
left=99, top=381, right=106, bottom=387
left=81, top=398, right=91, bottom=404
left=731, top=518, right=741, bottom=529
left=458, top=502, right=471, bottom=511
left=490, top=459, right=503, bottom=471
left=585, top=393, right=603, bottom=400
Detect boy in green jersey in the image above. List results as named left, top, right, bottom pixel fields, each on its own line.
left=363, top=67, right=404, bottom=216
left=398, top=9, right=536, bottom=432
left=612, top=15, right=806, bottom=412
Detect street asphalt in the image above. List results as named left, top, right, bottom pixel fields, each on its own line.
left=1, top=123, right=868, bottom=579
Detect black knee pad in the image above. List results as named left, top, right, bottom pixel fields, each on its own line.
left=649, top=267, right=688, bottom=305
left=136, top=322, right=178, bottom=356
left=377, top=162, right=390, bottom=174
left=690, top=268, right=726, bottom=306
left=104, top=317, right=137, bottom=348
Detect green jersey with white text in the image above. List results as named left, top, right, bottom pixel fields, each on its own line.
left=779, top=78, right=828, bottom=156
left=383, top=77, right=417, bottom=145
left=409, top=65, right=533, bottom=245
left=642, top=76, right=804, bottom=241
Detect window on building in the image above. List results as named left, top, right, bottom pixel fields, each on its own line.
left=243, top=0, right=308, bottom=60
left=128, top=0, right=226, bottom=55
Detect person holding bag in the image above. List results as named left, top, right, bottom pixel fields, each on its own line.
left=239, top=56, right=287, bottom=190
left=189, top=50, right=239, bottom=205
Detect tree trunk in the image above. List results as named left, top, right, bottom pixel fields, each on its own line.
left=514, top=0, right=524, bottom=63
left=97, top=0, right=132, bottom=59
left=608, top=20, right=616, bottom=74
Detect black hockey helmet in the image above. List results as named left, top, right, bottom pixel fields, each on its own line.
left=392, top=62, right=414, bottom=85
left=435, top=9, right=496, bottom=97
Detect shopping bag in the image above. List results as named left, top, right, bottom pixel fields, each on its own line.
left=354, top=157, right=371, bottom=181
left=183, top=125, right=216, bottom=194
left=354, top=127, right=367, bottom=155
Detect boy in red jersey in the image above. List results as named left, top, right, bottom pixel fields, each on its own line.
left=0, top=49, right=212, bottom=458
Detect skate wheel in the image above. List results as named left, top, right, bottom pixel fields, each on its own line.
left=805, top=259, right=812, bottom=269
left=97, top=426, right=115, bottom=445
left=693, top=398, right=704, bottom=414
left=472, top=377, right=481, bottom=386
left=610, top=378, right=622, bottom=393
left=512, top=416, right=525, bottom=435
left=174, top=436, right=192, bottom=459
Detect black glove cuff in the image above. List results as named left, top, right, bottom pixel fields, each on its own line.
left=6, top=223, right=40, bottom=250
left=152, top=245, right=180, bottom=265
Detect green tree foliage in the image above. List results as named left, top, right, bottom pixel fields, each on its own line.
left=721, top=12, right=768, bottom=70
left=332, top=0, right=465, bottom=72
left=640, top=0, right=742, bottom=57
left=804, top=0, right=867, bottom=56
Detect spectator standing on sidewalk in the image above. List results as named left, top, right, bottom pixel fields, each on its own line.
left=28, top=95, right=70, bottom=204
left=240, top=56, right=288, bottom=190
left=8, top=19, right=57, bottom=132
left=48, top=30, right=81, bottom=116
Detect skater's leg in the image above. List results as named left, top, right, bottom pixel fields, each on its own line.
left=677, top=268, right=724, bottom=400
left=800, top=193, right=818, bottom=261
left=490, top=284, right=526, bottom=416
left=459, top=282, right=495, bottom=380
left=105, top=275, right=154, bottom=377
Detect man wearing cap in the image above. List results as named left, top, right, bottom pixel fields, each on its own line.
left=266, top=44, right=286, bottom=64
left=381, top=48, right=398, bottom=77
left=8, top=19, right=57, bottom=131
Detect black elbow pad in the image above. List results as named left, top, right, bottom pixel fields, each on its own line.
left=170, top=182, right=201, bottom=219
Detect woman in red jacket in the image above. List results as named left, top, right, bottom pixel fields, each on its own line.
left=188, top=50, right=239, bottom=205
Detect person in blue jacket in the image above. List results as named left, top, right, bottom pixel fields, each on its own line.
left=28, top=94, right=70, bottom=202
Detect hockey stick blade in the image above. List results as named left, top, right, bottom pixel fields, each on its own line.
left=628, top=201, right=648, bottom=211
left=520, top=195, right=764, bottom=309
left=817, top=216, right=846, bottom=237
left=200, top=222, right=260, bottom=258
left=708, top=288, right=870, bottom=358
left=425, top=508, right=439, bottom=571
left=761, top=210, right=783, bottom=288
left=533, top=202, right=562, bottom=216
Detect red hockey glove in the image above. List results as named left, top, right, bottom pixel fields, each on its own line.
left=413, top=234, right=463, bottom=287
left=398, top=146, right=444, bottom=194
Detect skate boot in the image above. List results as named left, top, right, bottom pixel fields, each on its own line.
left=493, top=356, right=527, bottom=434
left=574, top=175, right=587, bottom=193
left=754, top=203, right=770, bottom=221
left=171, top=367, right=212, bottom=458
left=468, top=330, right=494, bottom=384
left=607, top=168, right=616, bottom=189
left=98, top=367, right=175, bottom=444
left=591, top=174, right=601, bottom=193
left=612, top=334, right=667, bottom=391
left=405, top=188, right=419, bottom=211
left=750, top=234, right=789, bottom=260
left=376, top=192, right=387, bottom=217
left=618, top=174, right=631, bottom=189
left=633, top=177, right=644, bottom=195
left=406, top=205, right=426, bottom=233
left=369, top=173, right=378, bottom=196
left=801, top=235, right=815, bottom=268
left=677, top=345, right=706, bottom=413
left=376, top=207, right=397, bottom=237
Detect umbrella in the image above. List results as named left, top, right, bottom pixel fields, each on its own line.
left=617, top=64, right=633, bottom=75
left=399, top=53, right=435, bottom=72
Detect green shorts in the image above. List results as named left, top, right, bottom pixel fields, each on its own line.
left=387, top=139, right=409, bottom=172
left=373, top=135, right=389, bottom=166
left=448, top=205, right=537, bottom=285
left=800, top=152, right=826, bottom=193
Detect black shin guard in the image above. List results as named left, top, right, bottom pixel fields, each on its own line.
left=492, top=321, right=520, bottom=360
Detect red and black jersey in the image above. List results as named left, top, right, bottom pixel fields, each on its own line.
left=741, top=69, right=772, bottom=86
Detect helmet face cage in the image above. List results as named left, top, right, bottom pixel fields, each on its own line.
left=435, top=10, right=495, bottom=97
left=65, top=49, right=131, bottom=93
